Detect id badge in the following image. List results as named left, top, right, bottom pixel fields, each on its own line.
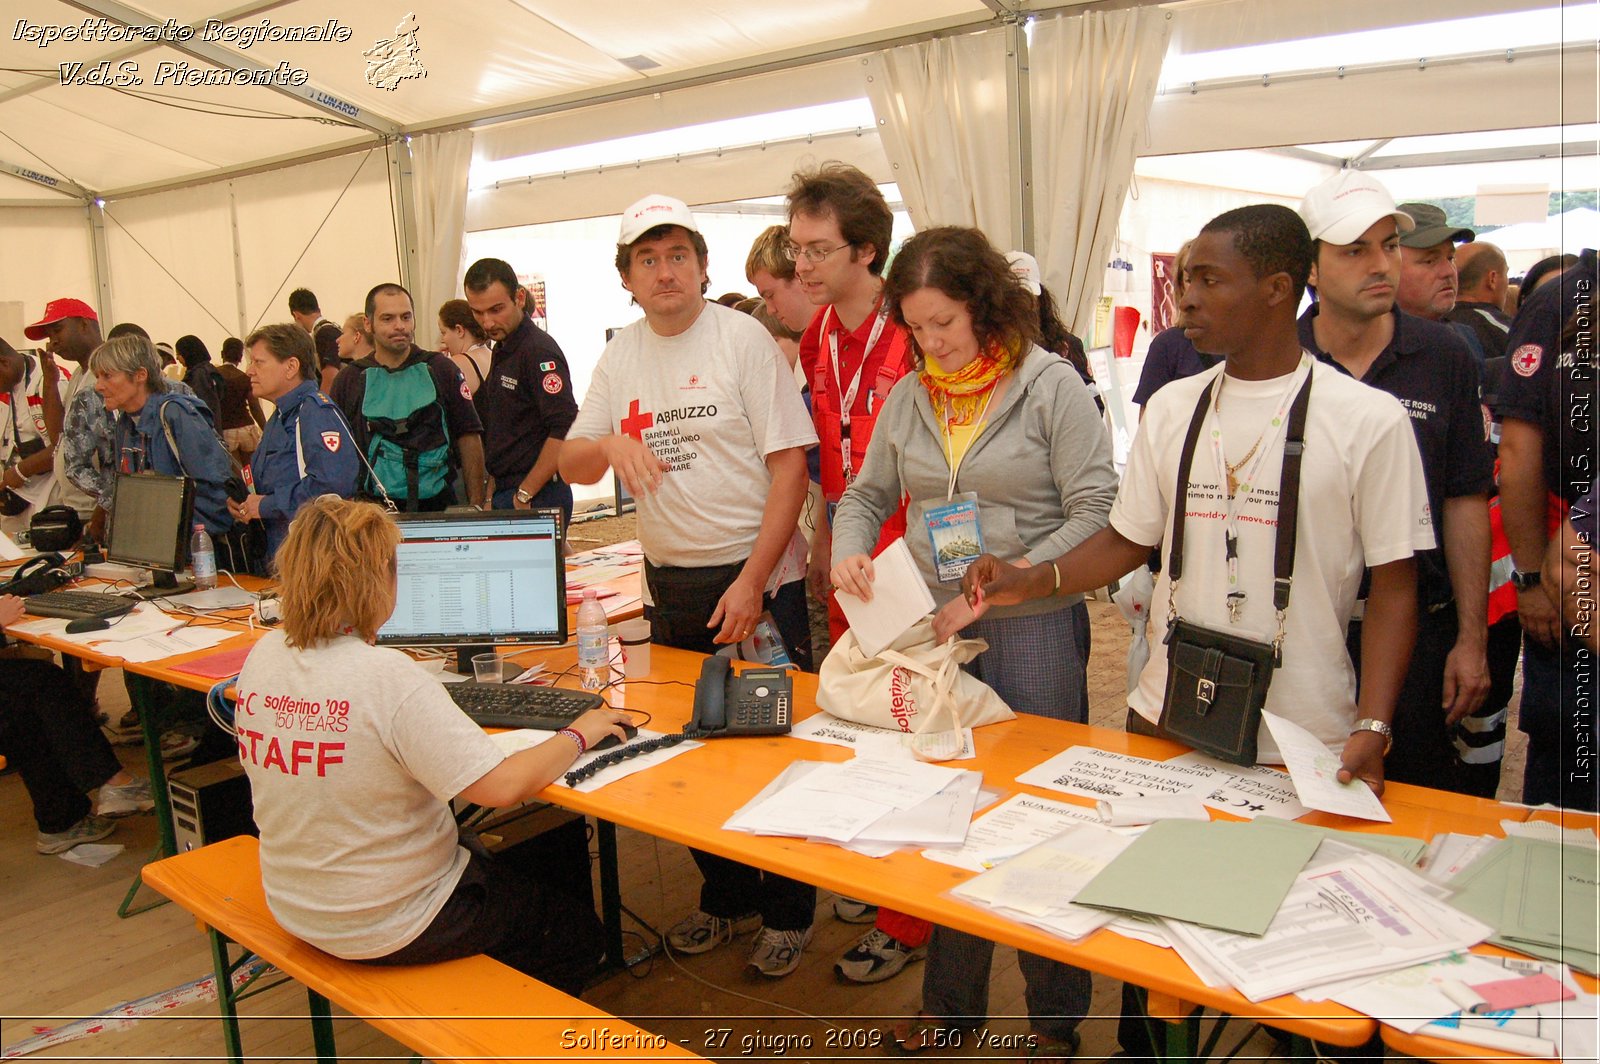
left=923, top=492, right=984, bottom=583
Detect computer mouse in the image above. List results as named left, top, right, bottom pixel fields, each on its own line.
left=65, top=616, right=111, bottom=634
left=590, top=723, right=640, bottom=752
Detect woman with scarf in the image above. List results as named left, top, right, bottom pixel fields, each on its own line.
left=829, top=226, right=1117, bottom=1060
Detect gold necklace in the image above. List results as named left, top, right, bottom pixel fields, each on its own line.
left=1225, top=431, right=1266, bottom=497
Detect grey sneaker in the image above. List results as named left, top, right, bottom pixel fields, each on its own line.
left=97, top=778, right=155, bottom=818
left=834, top=927, right=927, bottom=983
left=37, top=815, right=116, bottom=855
left=832, top=896, right=878, bottom=924
left=746, top=925, right=813, bottom=978
left=159, top=729, right=199, bottom=762
left=665, top=910, right=761, bottom=955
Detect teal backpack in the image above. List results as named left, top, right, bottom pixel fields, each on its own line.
left=357, top=360, right=452, bottom=507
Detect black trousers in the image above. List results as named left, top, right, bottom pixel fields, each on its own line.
left=643, top=559, right=817, bottom=931
left=1348, top=606, right=1476, bottom=795
left=0, top=658, right=123, bottom=833
left=362, top=847, right=603, bottom=997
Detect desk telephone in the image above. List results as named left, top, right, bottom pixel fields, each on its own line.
left=689, top=655, right=792, bottom=736
left=563, top=656, right=794, bottom=787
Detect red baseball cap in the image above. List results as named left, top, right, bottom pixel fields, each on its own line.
left=24, top=298, right=98, bottom=340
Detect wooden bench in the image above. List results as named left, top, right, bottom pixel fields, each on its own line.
left=143, top=835, right=703, bottom=1063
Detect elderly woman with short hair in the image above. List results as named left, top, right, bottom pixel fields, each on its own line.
left=90, top=334, right=239, bottom=552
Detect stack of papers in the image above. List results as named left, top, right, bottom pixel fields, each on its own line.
left=1159, top=840, right=1493, bottom=1001
left=832, top=538, right=935, bottom=657
left=1446, top=836, right=1600, bottom=975
left=790, top=712, right=976, bottom=761
left=950, top=823, right=1139, bottom=941
left=922, top=793, right=1107, bottom=872
left=723, top=755, right=981, bottom=854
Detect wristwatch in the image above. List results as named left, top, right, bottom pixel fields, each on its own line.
left=1510, top=568, right=1542, bottom=591
left=1349, top=718, right=1393, bottom=755
left=514, top=488, right=533, bottom=505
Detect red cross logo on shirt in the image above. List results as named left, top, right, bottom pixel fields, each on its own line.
left=1511, top=343, right=1542, bottom=378
left=620, top=399, right=654, bottom=441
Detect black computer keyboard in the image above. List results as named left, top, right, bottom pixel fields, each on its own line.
left=25, top=589, right=140, bottom=621
left=446, top=681, right=604, bottom=730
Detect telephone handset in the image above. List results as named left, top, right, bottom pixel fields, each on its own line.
left=688, top=655, right=792, bottom=737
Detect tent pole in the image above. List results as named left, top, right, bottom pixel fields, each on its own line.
left=388, top=138, right=420, bottom=291
left=228, top=184, right=249, bottom=338
left=87, top=201, right=114, bottom=330
left=1004, top=17, right=1035, bottom=255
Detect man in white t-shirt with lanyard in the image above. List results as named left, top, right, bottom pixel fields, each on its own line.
left=560, top=193, right=820, bottom=979
left=0, top=337, right=64, bottom=535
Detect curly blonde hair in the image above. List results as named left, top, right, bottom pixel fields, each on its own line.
left=275, top=497, right=401, bottom=647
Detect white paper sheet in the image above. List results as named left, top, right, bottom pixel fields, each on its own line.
left=951, top=824, right=1137, bottom=940
left=1166, top=752, right=1311, bottom=820
left=1016, top=746, right=1218, bottom=801
left=109, top=625, right=236, bottom=663
left=1262, top=711, right=1391, bottom=822
left=789, top=713, right=977, bottom=760
left=0, top=529, right=25, bottom=560
left=833, top=537, right=936, bottom=658
left=849, top=770, right=984, bottom=848
left=1096, top=795, right=1210, bottom=826
left=922, top=792, right=1106, bottom=872
left=734, top=785, right=895, bottom=842
left=805, top=754, right=966, bottom=810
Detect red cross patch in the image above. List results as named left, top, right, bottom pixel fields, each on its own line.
left=542, top=372, right=563, bottom=394
left=620, top=398, right=654, bottom=441
left=321, top=432, right=341, bottom=453
left=1511, top=344, right=1542, bottom=377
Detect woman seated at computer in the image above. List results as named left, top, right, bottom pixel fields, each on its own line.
left=88, top=334, right=247, bottom=568
left=234, top=496, right=629, bottom=990
left=225, top=324, right=358, bottom=562
left=829, top=226, right=1117, bottom=1058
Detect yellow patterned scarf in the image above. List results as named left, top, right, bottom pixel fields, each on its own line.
left=922, top=344, right=1009, bottom=427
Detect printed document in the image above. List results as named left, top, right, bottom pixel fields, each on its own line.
left=1262, top=711, right=1390, bottom=822
left=923, top=793, right=1107, bottom=872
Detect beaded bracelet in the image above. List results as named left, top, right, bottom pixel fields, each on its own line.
left=556, top=727, right=587, bottom=754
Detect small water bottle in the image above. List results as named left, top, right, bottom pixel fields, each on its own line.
left=190, top=523, right=217, bottom=590
left=576, top=590, right=608, bottom=690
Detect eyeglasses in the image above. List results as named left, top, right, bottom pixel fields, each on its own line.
left=782, top=242, right=853, bottom=264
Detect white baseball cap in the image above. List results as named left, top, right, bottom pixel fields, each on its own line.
left=618, top=194, right=700, bottom=245
left=1299, top=170, right=1415, bottom=245
left=1005, top=251, right=1043, bottom=295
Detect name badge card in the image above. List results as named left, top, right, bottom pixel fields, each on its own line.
left=923, top=492, right=983, bottom=583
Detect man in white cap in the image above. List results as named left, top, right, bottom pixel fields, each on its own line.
left=1297, top=170, right=1497, bottom=797
left=560, top=194, right=820, bottom=978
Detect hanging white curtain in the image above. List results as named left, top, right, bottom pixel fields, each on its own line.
left=408, top=129, right=474, bottom=333
left=864, top=29, right=1014, bottom=246
left=1030, top=8, right=1171, bottom=336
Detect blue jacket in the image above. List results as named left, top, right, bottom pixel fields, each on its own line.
left=114, top=390, right=235, bottom=536
left=251, top=381, right=359, bottom=558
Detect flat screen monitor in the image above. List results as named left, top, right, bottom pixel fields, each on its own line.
left=108, top=471, right=194, bottom=594
left=377, top=508, right=568, bottom=671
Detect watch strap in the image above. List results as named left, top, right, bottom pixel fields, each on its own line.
left=1350, top=717, right=1393, bottom=755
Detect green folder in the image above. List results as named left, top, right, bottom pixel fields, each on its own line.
left=1244, top=816, right=1427, bottom=867
left=1443, top=837, right=1600, bottom=976
left=1071, top=819, right=1320, bottom=936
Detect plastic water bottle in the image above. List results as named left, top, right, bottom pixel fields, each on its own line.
left=190, top=523, right=217, bottom=590
left=576, top=590, right=608, bottom=690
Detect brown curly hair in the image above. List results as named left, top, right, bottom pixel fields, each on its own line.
left=884, top=227, right=1039, bottom=367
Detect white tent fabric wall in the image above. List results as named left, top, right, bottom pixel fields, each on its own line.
left=409, top=129, right=475, bottom=335
left=864, top=29, right=1014, bottom=246
left=1031, top=6, right=1172, bottom=339
left=0, top=207, right=96, bottom=337
left=93, top=149, right=400, bottom=355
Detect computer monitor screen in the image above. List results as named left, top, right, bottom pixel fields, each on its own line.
left=377, top=509, right=568, bottom=658
left=108, top=472, right=193, bottom=586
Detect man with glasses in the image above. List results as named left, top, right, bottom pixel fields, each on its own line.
left=786, top=164, right=923, bottom=983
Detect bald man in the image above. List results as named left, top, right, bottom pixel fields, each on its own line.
left=1448, top=242, right=1513, bottom=360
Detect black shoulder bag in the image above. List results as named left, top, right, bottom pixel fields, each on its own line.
left=1156, top=369, right=1312, bottom=765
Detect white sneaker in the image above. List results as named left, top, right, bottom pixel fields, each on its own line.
left=834, top=927, right=927, bottom=983
left=665, top=910, right=761, bottom=955
left=37, top=815, right=116, bottom=854
left=97, top=778, right=155, bottom=818
left=832, top=896, right=878, bottom=924
left=746, top=925, right=813, bottom=978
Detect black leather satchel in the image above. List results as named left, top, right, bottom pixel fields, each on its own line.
left=1155, top=369, right=1312, bottom=766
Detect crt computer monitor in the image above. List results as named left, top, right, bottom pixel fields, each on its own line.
left=376, top=508, right=568, bottom=673
left=108, top=471, right=195, bottom=594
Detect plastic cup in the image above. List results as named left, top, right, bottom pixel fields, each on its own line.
left=617, top=618, right=652, bottom=678
left=472, top=653, right=503, bottom=683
